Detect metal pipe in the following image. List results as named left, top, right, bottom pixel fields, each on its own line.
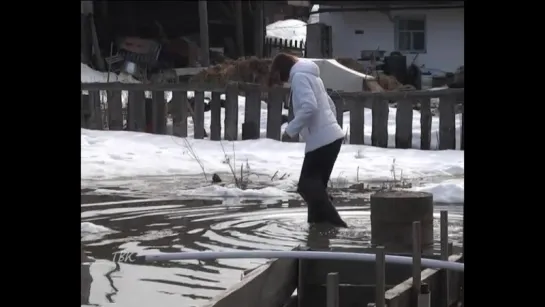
left=140, top=250, right=464, bottom=272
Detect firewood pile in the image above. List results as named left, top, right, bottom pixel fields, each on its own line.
left=188, top=56, right=418, bottom=92
left=189, top=56, right=272, bottom=86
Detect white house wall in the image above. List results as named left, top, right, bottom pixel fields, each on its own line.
left=317, top=8, right=464, bottom=72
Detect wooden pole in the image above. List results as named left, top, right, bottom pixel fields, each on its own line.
left=440, top=211, right=450, bottom=307
left=234, top=0, right=245, bottom=57
left=255, top=1, right=264, bottom=57
left=412, top=221, right=422, bottom=307
left=375, top=246, right=386, bottom=307
left=326, top=272, right=339, bottom=307
left=198, top=0, right=211, bottom=67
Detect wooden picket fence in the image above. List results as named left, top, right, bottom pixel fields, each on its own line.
left=265, top=37, right=306, bottom=57
left=80, top=82, right=464, bottom=150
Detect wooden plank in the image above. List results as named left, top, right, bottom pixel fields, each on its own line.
left=127, top=90, right=146, bottom=132
left=193, top=91, right=206, bottom=139
left=107, top=90, right=123, bottom=130
left=371, top=98, right=389, bottom=148
left=438, top=96, right=456, bottom=150
left=385, top=254, right=463, bottom=307
left=301, top=284, right=379, bottom=307
left=419, top=98, right=432, bottom=150
left=81, top=93, right=90, bottom=128
left=81, top=82, right=464, bottom=99
left=203, top=256, right=298, bottom=307
left=87, top=90, right=103, bottom=130
left=266, top=88, right=284, bottom=140
left=395, top=98, right=413, bottom=149
left=210, top=92, right=222, bottom=140
left=461, top=104, right=464, bottom=150
left=171, top=91, right=188, bottom=137
left=301, top=257, right=421, bottom=286
left=330, top=94, right=344, bottom=128
left=224, top=84, right=239, bottom=140
left=243, top=88, right=262, bottom=140
left=152, top=91, right=167, bottom=135
left=349, top=101, right=365, bottom=144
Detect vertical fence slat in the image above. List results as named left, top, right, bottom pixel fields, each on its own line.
left=242, top=88, right=262, bottom=140
left=171, top=91, right=188, bottom=137
left=87, top=90, right=102, bottom=130
left=81, top=93, right=90, bottom=128
left=438, top=96, right=456, bottom=150
left=285, top=93, right=299, bottom=142
left=266, top=88, right=283, bottom=140
left=193, top=91, right=206, bottom=139
left=329, top=91, right=344, bottom=128
left=420, top=98, right=432, bottom=150
left=127, top=90, right=146, bottom=132
left=395, top=98, right=414, bottom=148
left=151, top=91, right=167, bottom=134
left=349, top=101, right=365, bottom=144
left=224, top=85, right=239, bottom=140
left=210, top=92, right=222, bottom=140
left=107, top=90, right=123, bottom=130
left=461, top=103, right=464, bottom=150
left=372, top=98, right=389, bottom=147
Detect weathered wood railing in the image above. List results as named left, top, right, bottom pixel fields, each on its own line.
left=80, top=82, right=464, bottom=150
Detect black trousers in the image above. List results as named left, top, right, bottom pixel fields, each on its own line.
left=297, top=138, right=347, bottom=227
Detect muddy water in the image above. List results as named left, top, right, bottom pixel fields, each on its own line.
left=81, top=195, right=463, bottom=307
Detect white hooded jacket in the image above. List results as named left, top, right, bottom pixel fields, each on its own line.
left=285, top=59, right=345, bottom=153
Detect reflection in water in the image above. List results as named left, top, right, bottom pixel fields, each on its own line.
left=81, top=197, right=463, bottom=307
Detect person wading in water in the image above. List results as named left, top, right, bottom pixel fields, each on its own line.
left=268, top=53, right=348, bottom=228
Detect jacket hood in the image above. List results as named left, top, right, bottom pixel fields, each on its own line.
left=289, top=59, right=320, bottom=82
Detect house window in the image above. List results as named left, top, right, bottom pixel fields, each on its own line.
left=395, top=16, right=426, bottom=53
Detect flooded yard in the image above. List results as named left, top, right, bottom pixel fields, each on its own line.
left=81, top=192, right=463, bottom=307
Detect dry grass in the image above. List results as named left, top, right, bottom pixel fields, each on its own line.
left=189, top=56, right=273, bottom=86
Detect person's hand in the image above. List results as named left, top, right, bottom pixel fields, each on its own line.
left=281, top=131, right=292, bottom=142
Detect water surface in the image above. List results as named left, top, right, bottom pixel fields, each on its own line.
left=81, top=194, right=463, bottom=307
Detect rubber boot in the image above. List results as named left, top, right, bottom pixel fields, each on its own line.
left=298, top=178, right=347, bottom=228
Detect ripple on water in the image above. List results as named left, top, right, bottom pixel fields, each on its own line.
left=81, top=197, right=463, bottom=307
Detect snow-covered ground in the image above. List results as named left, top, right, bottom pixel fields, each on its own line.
left=81, top=65, right=463, bottom=203
left=266, top=19, right=307, bottom=42
left=82, top=129, right=463, bottom=203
